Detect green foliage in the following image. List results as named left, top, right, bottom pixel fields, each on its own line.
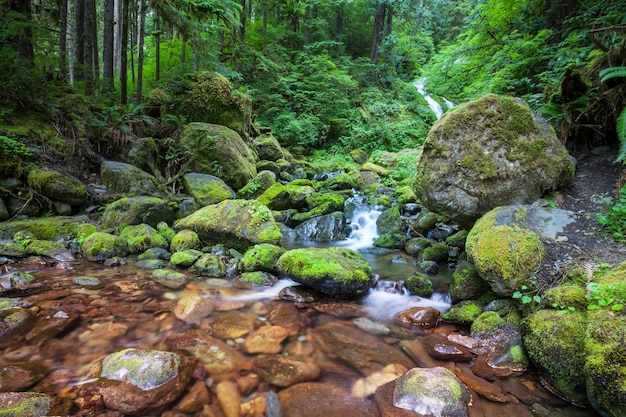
left=586, top=281, right=624, bottom=312
left=598, top=184, right=626, bottom=243
left=0, top=135, right=33, bottom=158
left=599, top=66, right=626, bottom=163
left=512, top=284, right=542, bottom=306
left=93, top=103, right=155, bottom=150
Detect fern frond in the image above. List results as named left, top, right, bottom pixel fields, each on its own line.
left=599, top=66, right=626, bottom=83
left=616, top=107, right=626, bottom=163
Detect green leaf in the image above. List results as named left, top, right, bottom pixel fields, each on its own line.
left=512, top=291, right=522, bottom=299
left=612, top=304, right=624, bottom=311
left=588, top=304, right=599, bottom=311
left=533, top=295, right=542, bottom=304
left=521, top=295, right=533, bottom=304
left=599, top=66, right=626, bottom=83
left=616, top=107, right=626, bottom=163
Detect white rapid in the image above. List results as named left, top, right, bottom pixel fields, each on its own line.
left=337, top=203, right=382, bottom=251
left=415, top=78, right=455, bottom=120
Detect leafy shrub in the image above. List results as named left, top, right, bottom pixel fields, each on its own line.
left=598, top=184, right=626, bottom=244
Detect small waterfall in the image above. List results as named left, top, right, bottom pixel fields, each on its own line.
left=338, top=200, right=381, bottom=251
left=415, top=79, right=455, bottom=120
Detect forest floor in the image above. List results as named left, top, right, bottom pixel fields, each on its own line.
left=540, top=148, right=626, bottom=286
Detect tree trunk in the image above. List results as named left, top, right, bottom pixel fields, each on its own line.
left=82, top=0, right=96, bottom=95
left=130, top=1, right=136, bottom=85
left=103, top=0, right=115, bottom=92
left=120, top=0, right=129, bottom=104
left=114, top=0, right=122, bottom=74
left=74, top=0, right=84, bottom=81
left=239, top=0, right=246, bottom=43
left=136, top=0, right=146, bottom=103
left=335, top=3, right=344, bottom=55
left=217, top=29, right=224, bottom=62
left=370, top=1, right=386, bottom=64
left=155, top=10, right=160, bottom=82
left=59, top=0, right=68, bottom=80
left=383, top=4, right=393, bottom=38
left=7, top=0, right=34, bottom=64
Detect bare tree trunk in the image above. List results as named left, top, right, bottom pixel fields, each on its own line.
left=136, top=0, right=146, bottom=103
left=239, top=0, right=246, bottom=43
left=217, top=29, right=224, bottom=62
left=83, top=0, right=96, bottom=95
left=370, top=1, right=386, bottom=64
left=103, top=0, right=115, bottom=92
left=74, top=0, right=84, bottom=81
left=130, top=1, right=136, bottom=85
left=155, top=9, right=160, bottom=82
left=59, top=0, right=68, bottom=80
left=114, top=0, right=122, bottom=75
left=120, top=0, right=129, bottom=104
left=335, top=3, right=344, bottom=55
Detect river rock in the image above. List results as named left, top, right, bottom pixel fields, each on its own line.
left=119, top=223, right=168, bottom=253
left=25, top=310, right=79, bottom=341
left=450, top=260, right=488, bottom=302
left=208, top=311, right=257, bottom=339
left=182, top=172, right=235, bottom=206
left=101, top=160, right=163, bottom=197
left=253, top=133, right=286, bottom=161
left=241, top=325, right=289, bottom=354
left=239, top=243, right=285, bottom=272
left=422, top=334, right=473, bottom=362
left=520, top=309, right=587, bottom=405
left=0, top=307, right=35, bottom=348
left=174, top=199, right=282, bottom=251
left=404, top=237, right=432, bottom=256
left=294, top=211, right=347, bottom=242
left=351, top=363, right=407, bottom=398
left=376, top=206, right=402, bottom=235
left=170, top=229, right=202, bottom=252
left=27, top=168, right=88, bottom=206
left=253, top=355, right=320, bottom=387
left=394, top=307, right=441, bottom=330
left=152, top=268, right=189, bottom=289
left=311, top=322, right=414, bottom=374
left=189, top=253, right=226, bottom=277
left=0, top=362, right=48, bottom=392
left=414, top=94, right=574, bottom=226
left=170, top=249, right=203, bottom=267
left=404, top=272, right=433, bottom=297
left=277, top=247, right=374, bottom=298
left=92, top=348, right=192, bottom=414
left=393, top=367, right=471, bottom=417
left=179, top=122, right=257, bottom=190
left=279, top=382, right=379, bottom=417
left=237, top=170, right=277, bottom=199
left=0, top=392, right=53, bottom=416
left=173, top=293, right=215, bottom=323
left=216, top=380, right=242, bottom=417
left=233, top=271, right=278, bottom=288
left=101, top=196, right=175, bottom=229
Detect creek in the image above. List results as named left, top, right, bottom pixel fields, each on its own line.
left=415, top=78, right=455, bottom=120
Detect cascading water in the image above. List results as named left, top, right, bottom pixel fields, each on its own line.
left=415, top=78, right=455, bottom=120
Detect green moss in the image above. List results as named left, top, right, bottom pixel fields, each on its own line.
left=170, top=229, right=202, bottom=252
left=120, top=224, right=168, bottom=254
left=27, top=168, right=88, bottom=205
left=420, top=243, right=450, bottom=264
left=81, top=232, right=128, bottom=260
left=470, top=311, right=506, bottom=336
left=0, top=216, right=89, bottom=240
left=170, top=249, right=203, bottom=267
left=543, top=284, right=587, bottom=311
left=278, top=247, right=372, bottom=284
left=520, top=309, right=587, bottom=405
left=240, top=243, right=285, bottom=272
left=394, top=186, right=417, bottom=204
left=404, top=272, right=434, bottom=297
left=0, top=393, right=52, bottom=417
left=373, top=232, right=406, bottom=249
left=443, top=300, right=484, bottom=325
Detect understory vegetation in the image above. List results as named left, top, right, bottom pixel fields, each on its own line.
left=1, top=0, right=626, bottom=236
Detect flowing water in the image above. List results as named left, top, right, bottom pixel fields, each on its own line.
left=415, top=78, right=455, bottom=120
left=0, top=199, right=601, bottom=416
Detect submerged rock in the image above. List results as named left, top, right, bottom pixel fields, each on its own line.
left=393, top=367, right=471, bottom=417
left=277, top=247, right=374, bottom=298
left=0, top=392, right=53, bottom=417
left=414, top=94, right=573, bottom=226
left=278, top=382, right=379, bottom=417
left=253, top=355, right=320, bottom=387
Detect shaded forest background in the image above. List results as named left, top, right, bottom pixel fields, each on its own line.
left=1, top=0, right=625, bottom=159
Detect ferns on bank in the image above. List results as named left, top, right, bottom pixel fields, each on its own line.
left=599, top=66, right=626, bottom=163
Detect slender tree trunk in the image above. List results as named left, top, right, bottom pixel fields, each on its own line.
left=74, top=0, right=84, bottom=81
left=155, top=10, right=160, bottom=82
left=262, top=7, right=268, bottom=42
left=383, top=5, right=393, bottom=38
left=8, top=0, right=34, bottom=64
left=103, top=0, right=115, bottom=92
left=120, top=0, right=129, bottom=104
left=335, top=3, right=344, bottom=55
left=59, top=0, right=68, bottom=80
left=370, top=1, right=386, bottom=64
left=83, top=0, right=96, bottom=95
left=130, top=1, right=136, bottom=85
left=114, top=0, right=122, bottom=74
left=136, top=0, right=146, bottom=103
left=239, top=0, right=246, bottom=43
left=217, top=29, right=224, bottom=62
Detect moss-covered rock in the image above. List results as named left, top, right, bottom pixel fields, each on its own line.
left=234, top=271, right=278, bottom=288
left=257, top=182, right=315, bottom=211
left=404, top=237, right=432, bottom=256
left=0, top=216, right=90, bottom=240
left=466, top=206, right=546, bottom=297
left=253, top=134, right=285, bottom=161
left=178, top=123, right=257, bottom=190
left=520, top=309, right=587, bottom=405
left=446, top=229, right=469, bottom=250
left=443, top=300, right=484, bottom=325
left=160, top=71, right=252, bottom=138
left=170, top=249, right=204, bottom=267
left=27, top=167, right=88, bottom=206
left=305, top=192, right=345, bottom=212
left=119, top=224, right=168, bottom=254
left=585, top=309, right=626, bottom=417
left=294, top=212, right=347, bottom=242
left=470, top=311, right=506, bottom=337
left=376, top=206, right=402, bottom=235
left=277, top=247, right=374, bottom=299
left=239, top=243, right=285, bottom=273
left=174, top=199, right=281, bottom=252
left=404, top=272, right=434, bottom=297
left=450, top=260, right=488, bottom=302
left=152, top=269, right=190, bottom=290
left=414, top=94, right=574, bottom=226
left=394, top=186, right=417, bottom=205
left=190, top=253, right=226, bottom=277
left=181, top=173, right=235, bottom=206
left=322, top=170, right=365, bottom=191
left=543, top=284, right=587, bottom=311
left=237, top=170, right=276, bottom=200
left=350, top=149, right=368, bottom=164
left=420, top=242, right=449, bottom=264
left=409, top=210, right=438, bottom=236
left=170, top=229, right=202, bottom=252
left=101, top=196, right=175, bottom=230
left=0, top=392, right=53, bottom=417
left=81, top=232, right=128, bottom=261
left=101, top=160, right=163, bottom=197
left=360, top=162, right=389, bottom=177
left=373, top=232, right=406, bottom=249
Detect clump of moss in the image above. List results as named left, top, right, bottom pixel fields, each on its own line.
left=420, top=243, right=449, bottom=264
left=404, top=272, right=434, bottom=297
left=443, top=300, right=484, bottom=325
left=240, top=243, right=285, bottom=272
left=450, top=260, right=488, bottom=302
left=120, top=224, right=168, bottom=254
left=470, top=311, right=506, bottom=337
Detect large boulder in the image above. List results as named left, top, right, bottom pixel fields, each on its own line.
left=252, top=133, right=286, bottom=161
left=174, top=199, right=282, bottom=252
left=179, top=123, right=257, bottom=190
left=414, top=94, right=574, bottom=226
left=157, top=71, right=253, bottom=139
left=27, top=168, right=88, bottom=206
left=277, top=247, right=374, bottom=299
left=101, top=160, right=163, bottom=197
left=466, top=205, right=549, bottom=297
left=181, top=173, right=235, bottom=207
left=101, top=196, right=175, bottom=230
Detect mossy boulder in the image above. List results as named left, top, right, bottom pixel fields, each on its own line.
left=237, top=170, right=276, bottom=200
left=305, top=192, right=345, bottom=212
left=0, top=216, right=90, bottom=240
left=257, top=182, right=315, bottom=211
left=414, top=94, right=574, bottom=226
left=101, top=196, right=176, bottom=230
left=404, top=237, right=432, bottom=256
left=466, top=206, right=546, bottom=297
left=520, top=309, right=587, bottom=405
left=160, top=71, right=252, bottom=138
left=170, top=229, right=202, bottom=252
left=0, top=392, right=53, bottom=417
left=376, top=206, right=402, bottom=235
left=470, top=311, right=506, bottom=337
left=350, top=149, right=368, bottom=164
left=543, top=284, right=587, bottom=311
left=190, top=253, right=226, bottom=277
left=373, top=232, right=406, bottom=249
left=170, top=249, right=203, bottom=267
left=81, top=232, right=128, bottom=261
left=394, top=186, right=417, bottom=204
left=277, top=247, right=374, bottom=299
left=252, top=134, right=285, bottom=161
left=585, top=309, right=626, bottom=417
left=443, top=300, right=484, bottom=325
left=240, top=243, right=285, bottom=272
left=294, top=212, right=347, bottom=242
left=450, top=260, right=488, bottom=302
left=360, top=162, right=389, bottom=177
left=404, top=272, right=434, bottom=297
left=420, top=242, right=449, bottom=264
left=27, top=167, right=88, bottom=206
left=322, top=171, right=365, bottom=191
left=174, top=199, right=282, bottom=252
left=446, top=229, right=469, bottom=249
left=181, top=173, right=235, bottom=207
left=101, top=160, right=163, bottom=197
left=409, top=210, right=438, bottom=236
left=119, top=224, right=168, bottom=254
left=178, top=123, right=257, bottom=191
